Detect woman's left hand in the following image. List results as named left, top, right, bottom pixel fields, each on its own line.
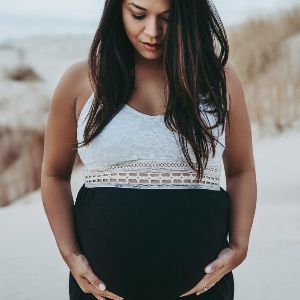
left=179, top=243, right=247, bottom=297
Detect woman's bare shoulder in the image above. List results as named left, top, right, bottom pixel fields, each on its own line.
left=41, top=59, right=92, bottom=179
left=55, top=59, right=91, bottom=97
left=224, top=60, right=244, bottom=112
left=52, top=59, right=93, bottom=121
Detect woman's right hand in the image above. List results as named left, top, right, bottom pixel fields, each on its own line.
left=66, top=252, right=124, bottom=300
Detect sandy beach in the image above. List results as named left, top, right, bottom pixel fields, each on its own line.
left=1, top=123, right=299, bottom=300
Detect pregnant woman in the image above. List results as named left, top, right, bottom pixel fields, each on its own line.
left=41, top=1, right=257, bottom=300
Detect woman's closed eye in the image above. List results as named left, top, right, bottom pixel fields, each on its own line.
left=131, top=14, right=169, bottom=22
left=131, top=14, right=145, bottom=20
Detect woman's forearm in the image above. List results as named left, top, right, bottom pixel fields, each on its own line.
left=41, top=175, right=81, bottom=263
left=226, top=169, right=257, bottom=255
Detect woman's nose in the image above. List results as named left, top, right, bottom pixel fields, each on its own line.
left=143, top=17, right=162, bottom=38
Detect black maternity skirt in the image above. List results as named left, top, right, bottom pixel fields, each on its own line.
left=69, top=184, right=234, bottom=300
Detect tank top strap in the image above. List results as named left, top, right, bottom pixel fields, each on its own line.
left=77, top=92, right=94, bottom=125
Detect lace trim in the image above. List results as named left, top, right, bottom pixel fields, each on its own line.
left=83, top=160, right=221, bottom=190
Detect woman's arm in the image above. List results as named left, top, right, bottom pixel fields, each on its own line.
left=41, top=60, right=124, bottom=300
left=223, top=61, right=257, bottom=257
left=41, top=60, right=89, bottom=263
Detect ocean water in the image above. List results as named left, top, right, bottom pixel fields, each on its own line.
left=0, top=0, right=299, bottom=42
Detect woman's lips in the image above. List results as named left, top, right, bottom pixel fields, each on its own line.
left=141, top=42, right=162, bottom=52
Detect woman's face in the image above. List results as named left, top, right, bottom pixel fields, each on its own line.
left=122, top=0, right=170, bottom=61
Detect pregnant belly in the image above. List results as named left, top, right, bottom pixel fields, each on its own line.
left=73, top=186, right=231, bottom=300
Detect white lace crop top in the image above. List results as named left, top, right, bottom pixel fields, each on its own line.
left=77, top=92, right=227, bottom=190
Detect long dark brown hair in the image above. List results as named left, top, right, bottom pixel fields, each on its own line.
left=75, top=0, right=230, bottom=182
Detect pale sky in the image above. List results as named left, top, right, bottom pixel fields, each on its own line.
left=1, top=0, right=299, bottom=23
left=0, top=0, right=104, bottom=21
left=0, top=0, right=299, bottom=41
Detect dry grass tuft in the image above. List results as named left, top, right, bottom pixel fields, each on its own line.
left=5, top=64, right=42, bottom=82
left=227, top=6, right=300, bottom=135
left=228, top=6, right=300, bottom=84
left=0, top=124, right=82, bottom=206
left=0, top=126, right=45, bottom=207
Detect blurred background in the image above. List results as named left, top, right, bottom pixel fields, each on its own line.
left=0, top=0, right=299, bottom=299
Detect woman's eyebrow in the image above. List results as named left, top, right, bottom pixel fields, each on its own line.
left=128, top=2, right=170, bottom=14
